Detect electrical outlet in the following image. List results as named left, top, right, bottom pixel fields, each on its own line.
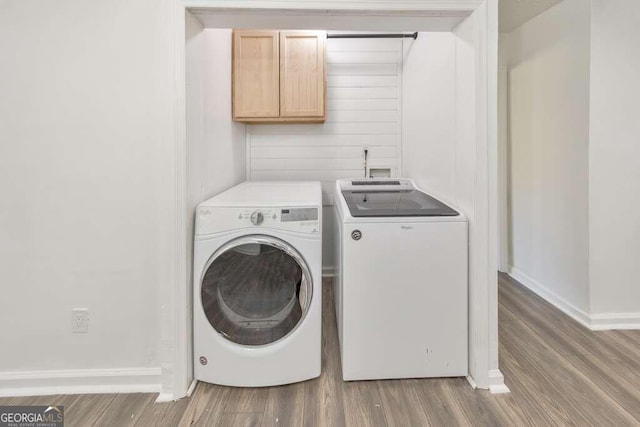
left=71, top=309, right=89, bottom=333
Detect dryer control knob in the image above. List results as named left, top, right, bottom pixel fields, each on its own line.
left=250, top=211, right=264, bottom=225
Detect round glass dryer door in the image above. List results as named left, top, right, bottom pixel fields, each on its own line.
left=201, top=235, right=312, bottom=346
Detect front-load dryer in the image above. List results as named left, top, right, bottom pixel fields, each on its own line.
left=193, top=181, right=322, bottom=387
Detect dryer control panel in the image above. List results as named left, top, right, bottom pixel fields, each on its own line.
left=280, top=207, right=318, bottom=222
left=196, top=206, right=321, bottom=236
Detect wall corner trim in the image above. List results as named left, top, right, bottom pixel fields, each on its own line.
left=467, top=369, right=510, bottom=394
left=488, top=369, right=510, bottom=394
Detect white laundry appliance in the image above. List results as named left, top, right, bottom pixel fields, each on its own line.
left=334, top=178, right=468, bottom=381
left=193, top=181, right=322, bottom=386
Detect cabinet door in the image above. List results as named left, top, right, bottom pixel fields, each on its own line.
left=280, top=31, right=326, bottom=118
left=233, top=30, right=280, bottom=119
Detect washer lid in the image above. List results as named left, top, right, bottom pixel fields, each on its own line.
left=341, top=189, right=459, bottom=217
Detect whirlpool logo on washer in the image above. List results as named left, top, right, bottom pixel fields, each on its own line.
left=400, top=225, right=414, bottom=231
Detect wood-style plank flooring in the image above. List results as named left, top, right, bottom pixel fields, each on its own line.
left=2, top=274, right=640, bottom=426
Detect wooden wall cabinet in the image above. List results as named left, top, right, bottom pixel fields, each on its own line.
left=233, top=30, right=326, bottom=123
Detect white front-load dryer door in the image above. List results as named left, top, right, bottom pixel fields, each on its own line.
left=194, top=233, right=321, bottom=387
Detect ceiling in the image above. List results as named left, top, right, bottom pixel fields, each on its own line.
left=499, top=0, right=564, bottom=33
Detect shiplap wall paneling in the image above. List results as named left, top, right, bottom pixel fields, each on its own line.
left=248, top=37, right=402, bottom=205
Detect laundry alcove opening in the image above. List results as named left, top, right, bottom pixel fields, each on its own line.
left=171, top=2, right=501, bottom=400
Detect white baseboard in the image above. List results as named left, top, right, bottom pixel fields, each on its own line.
left=322, top=266, right=335, bottom=278
left=155, top=392, right=175, bottom=403
left=488, top=369, right=510, bottom=394
left=0, top=367, right=162, bottom=397
left=508, top=266, right=592, bottom=328
left=186, top=379, right=198, bottom=397
left=466, top=369, right=510, bottom=394
left=590, top=313, right=640, bottom=330
left=508, top=266, right=640, bottom=331
left=465, top=375, right=477, bottom=389
left=155, top=378, right=197, bottom=403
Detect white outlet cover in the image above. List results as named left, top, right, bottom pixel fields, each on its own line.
left=71, top=308, right=89, bottom=333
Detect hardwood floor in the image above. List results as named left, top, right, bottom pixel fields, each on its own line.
left=3, top=274, right=640, bottom=426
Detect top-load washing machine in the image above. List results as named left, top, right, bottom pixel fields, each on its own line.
left=193, top=181, right=322, bottom=387
left=334, top=178, right=468, bottom=381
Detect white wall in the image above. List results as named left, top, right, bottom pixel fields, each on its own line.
left=451, top=0, right=503, bottom=390
left=185, top=21, right=246, bottom=393
left=454, top=3, right=506, bottom=389
left=505, top=0, right=591, bottom=314
left=0, top=0, right=176, bottom=393
left=201, top=29, right=247, bottom=198
left=589, top=0, right=640, bottom=318
left=187, top=26, right=246, bottom=214
left=497, top=35, right=510, bottom=273
left=402, top=33, right=457, bottom=205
